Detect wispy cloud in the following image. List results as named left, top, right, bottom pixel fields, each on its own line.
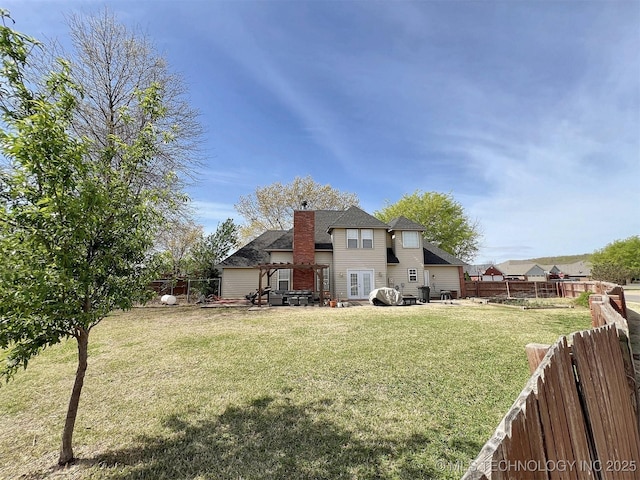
left=190, top=201, right=242, bottom=234
left=7, top=0, right=638, bottom=262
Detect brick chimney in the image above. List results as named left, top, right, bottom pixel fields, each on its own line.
left=293, top=209, right=315, bottom=290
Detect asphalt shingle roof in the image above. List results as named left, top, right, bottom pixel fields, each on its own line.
left=327, top=206, right=389, bottom=231
left=497, top=261, right=544, bottom=276
left=387, top=248, right=400, bottom=264
left=262, top=210, right=346, bottom=251
left=423, top=241, right=466, bottom=266
left=388, top=216, right=426, bottom=232
left=218, top=230, right=287, bottom=267
left=219, top=209, right=468, bottom=268
left=463, top=264, right=496, bottom=276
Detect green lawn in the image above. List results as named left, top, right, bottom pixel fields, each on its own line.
left=0, top=302, right=591, bottom=479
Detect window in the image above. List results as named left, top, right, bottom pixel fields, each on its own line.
left=402, top=231, right=420, bottom=248
left=347, top=229, right=359, bottom=249
left=361, top=229, right=373, bottom=249
left=278, top=269, right=290, bottom=290
left=408, top=268, right=418, bottom=282
left=347, top=229, right=373, bottom=248
left=317, top=267, right=330, bottom=292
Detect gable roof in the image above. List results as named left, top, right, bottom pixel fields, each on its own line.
left=264, top=210, right=345, bottom=252
left=387, top=216, right=426, bottom=232
left=554, top=261, right=591, bottom=276
left=327, top=206, right=389, bottom=231
left=495, top=259, right=592, bottom=277
left=497, top=261, right=547, bottom=276
left=219, top=208, right=468, bottom=268
left=218, top=230, right=286, bottom=267
left=264, top=230, right=293, bottom=251
left=313, top=210, right=343, bottom=248
left=423, top=241, right=466, bottom=266
left=464, top=264, right=499, bottom=276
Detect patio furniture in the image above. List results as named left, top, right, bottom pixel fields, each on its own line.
left=402, top=295, right=417, bottom=305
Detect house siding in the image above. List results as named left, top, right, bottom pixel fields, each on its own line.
left=391, top=235, right=427, bottom=297
left=527, top=275, right=547, bottom=282
left=525, top=266, right=547, bottom=282
left=331, top=228, right=387, bottom=299
left=270, top=252, right=293, bottom=263
left=427, top=266, right=462, bottom=297
left=221, top=268, right=258, bottom=299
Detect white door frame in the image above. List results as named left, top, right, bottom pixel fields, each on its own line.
left=424, top=270, right=431, bottom=286
left=347, top=269, right=375, bottom=299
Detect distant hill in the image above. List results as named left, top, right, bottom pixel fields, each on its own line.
left=524, top=254, right=592, bottom=265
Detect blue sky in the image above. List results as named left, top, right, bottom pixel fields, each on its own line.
left=5, top=0, right=640, bottom=263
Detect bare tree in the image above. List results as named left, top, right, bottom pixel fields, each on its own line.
left=235, top=176, right=360, bottom=242
left=59, top=8, right=203, bottom=204
left=155, top=219, right=204, bottom=277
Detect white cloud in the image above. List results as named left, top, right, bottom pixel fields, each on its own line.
left=190, top=201, right=242, bottom=234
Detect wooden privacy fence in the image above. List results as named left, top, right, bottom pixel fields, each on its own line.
left=462, top=290, right=640, bottom=480
left=465, top=280, right=628, bottom=306
left=465, top=281, right=560, bottom=298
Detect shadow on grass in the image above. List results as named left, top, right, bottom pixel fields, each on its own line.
left=93, top=394, right=481, bottom=479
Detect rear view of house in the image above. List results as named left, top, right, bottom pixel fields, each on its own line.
left=218, top=206, right=467, bottom=302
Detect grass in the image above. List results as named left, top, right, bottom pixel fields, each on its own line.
left=0, top=302, right=592, bottom=479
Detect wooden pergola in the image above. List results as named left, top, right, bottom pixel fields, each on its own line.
left=255, top=262, right=330, bottom=307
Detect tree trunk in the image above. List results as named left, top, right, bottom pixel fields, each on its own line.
left=58, top=327, right=89, bottom=465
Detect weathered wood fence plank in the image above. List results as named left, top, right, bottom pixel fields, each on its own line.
left=463, top=290, right=639, bottom=480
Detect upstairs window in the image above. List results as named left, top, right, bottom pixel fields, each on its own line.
left=347, top=229, right=359, bottom=249
left=347, top=229, right=374, bottom=249
left=402, top=231, right=420, bottom=248
left=361, top=229, right=373, bottom=249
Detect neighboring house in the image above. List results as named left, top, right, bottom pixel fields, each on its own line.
left=464, top=264, right=504, bottom=281
left=496, top=260, right=593, bottom=282
left=218, top=206, right=467, bottom=301
left=497, top=261, right=549, bottom=282
left=554, top=261, right=592, bottom=280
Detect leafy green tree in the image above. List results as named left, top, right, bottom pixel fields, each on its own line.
left=192, top=218, right=240, bottom=279
left=590, top=262, right=631, bottom=286
left=235, top=176, right=359, bottom=242
left=0, top=13, right=176, bottom=465
left=374, top=191, right=481, bottom=262
left=591, top=236, right=640, bottom=285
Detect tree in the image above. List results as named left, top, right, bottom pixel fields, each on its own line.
left=235, top=176, right=360, bottom=242
left=155, top=219, right=204, bottom=277
left=0, top=13, right=177, bottom=465
left=192, top=218, right=240, bottom=279
left=46, top=8, right=203, bottom=209
left=591, top=236, right=640, bottom=285
left=374, top=191, right=481, bottom=262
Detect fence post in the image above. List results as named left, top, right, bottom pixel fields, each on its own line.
left=525, top=343, right=550, bottom=373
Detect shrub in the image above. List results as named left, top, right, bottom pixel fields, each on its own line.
left=573, top=291, right=592, bottom=308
